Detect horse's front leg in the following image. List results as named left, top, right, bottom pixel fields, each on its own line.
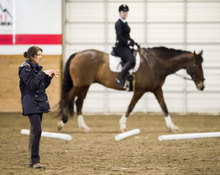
left=154, top=87, right=179, bottom=132
left=119, top=91, right=144, bottom=132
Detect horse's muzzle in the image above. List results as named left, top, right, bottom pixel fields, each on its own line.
left=196, top=81, right=205, bottom=91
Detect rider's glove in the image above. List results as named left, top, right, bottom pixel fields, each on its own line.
left=127, top=39, right=135, bottom=47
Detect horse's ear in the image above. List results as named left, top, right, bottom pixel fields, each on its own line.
left=199, top=50, right=203, bottom=56
left=193, top=51, right=197, bottom=57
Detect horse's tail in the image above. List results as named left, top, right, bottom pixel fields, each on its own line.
left=58, top=53, right=77, bottom=117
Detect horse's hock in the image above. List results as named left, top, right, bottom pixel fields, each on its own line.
left=0, top=55, right=62, bottom=112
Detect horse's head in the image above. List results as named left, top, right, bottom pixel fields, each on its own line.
left=186, top=50, right=205, bottom=91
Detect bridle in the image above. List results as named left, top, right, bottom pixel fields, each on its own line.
left=174, top=63, right=205, bottom=82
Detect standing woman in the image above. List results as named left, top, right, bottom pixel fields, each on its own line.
left=19, top=46, right=59, bottom=169
left=115, top=4, right=136, bottom=88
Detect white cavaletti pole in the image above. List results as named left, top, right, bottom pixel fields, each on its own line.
left=21, top=129, right=72, bottom=141
left=158, top=132, right=220, bottom=141
left=115, top=129, right=140, bottom=141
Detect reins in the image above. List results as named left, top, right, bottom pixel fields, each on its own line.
left=174, top=73, right=193, bottom=81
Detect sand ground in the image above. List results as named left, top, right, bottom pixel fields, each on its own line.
left=0, top=113, right=219, bottom=175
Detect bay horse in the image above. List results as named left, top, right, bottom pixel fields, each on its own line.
left=57, top=46, right=205, bottom=132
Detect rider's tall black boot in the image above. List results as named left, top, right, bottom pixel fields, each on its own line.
left=116, top=62, right=133, bottom=88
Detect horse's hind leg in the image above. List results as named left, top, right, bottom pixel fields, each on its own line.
left=119, top=91, right=144, bottom=132
left=58, top=87, right=82, bottom=131
left=57, top=106, right=71, bottom=131
left=75, top=86, right=91, bottom=132
left=153, top=87, right=179, bottom=132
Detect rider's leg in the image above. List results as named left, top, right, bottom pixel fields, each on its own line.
left=114, top=47, right=135, bottom=86
left=117, top=62, right=134, bottom=84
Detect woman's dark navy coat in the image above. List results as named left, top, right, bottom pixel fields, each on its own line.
left=19, top=60, right=52, bottom=115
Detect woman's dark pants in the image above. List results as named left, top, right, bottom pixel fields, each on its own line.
left=28, top=113, right=43, bottom=165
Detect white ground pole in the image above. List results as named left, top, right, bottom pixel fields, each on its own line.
left=115, top=129, right=140, bottom=141
left=158, top=132, right=220, bottom=141
left=21, top=129, right=72, bottom=141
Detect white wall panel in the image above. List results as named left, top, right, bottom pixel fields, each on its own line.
left=129, top=23, right=146, bottom=43
left=163, top=93, right=185, bottom=112
left=145, top=93, right=161, bottom=112
left=67, top=2, right=105, bottom=22
left=107, top=24, right=116, bottom=43
left=108, top=92, right=133, bottom=112
left=147, top=2, right=184, bottom=22
left=148, top=24, right=184, bottom=43
left=187, top=24, right=220, bottom=43
left=66, top=24, right=105, bottom=43
left=187, top=2, right=220, bottom=22
left=83, top=91, right=105, bottom=112
left=187, top=93, right=220, bottom=113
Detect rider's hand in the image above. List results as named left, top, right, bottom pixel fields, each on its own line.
left=127, top=39, right=135, bottom=47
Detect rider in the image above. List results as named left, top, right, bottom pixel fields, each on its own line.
left=114, top=4, right=136, bottom=88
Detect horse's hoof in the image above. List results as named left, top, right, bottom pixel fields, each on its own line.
left=120, top=128, right=127, bottom=133
left=57, top=121, right=64, bottom=131
left=78, top=125, right=91, bottom=133
left=84, top=128, right=91, bottom=133
left=57, top=125, right=63, bottom=131
left=170, top=126, right=180, bottom=133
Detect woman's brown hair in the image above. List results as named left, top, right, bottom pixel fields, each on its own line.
left=23, top=46, right=43, bottom=59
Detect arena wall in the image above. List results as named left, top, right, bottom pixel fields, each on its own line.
left=0, top=55, right=61, bottom=112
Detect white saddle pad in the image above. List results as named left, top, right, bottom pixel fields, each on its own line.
left=109, top=53, right=140, bottom=73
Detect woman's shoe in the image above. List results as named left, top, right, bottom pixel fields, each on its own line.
left=33, top=163, right=46, bottom=169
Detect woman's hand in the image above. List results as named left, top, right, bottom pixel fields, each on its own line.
left=44, top=70, right=60, bottom=78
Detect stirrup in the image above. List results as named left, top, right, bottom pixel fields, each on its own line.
left=115, top=79, right=126, bottom=88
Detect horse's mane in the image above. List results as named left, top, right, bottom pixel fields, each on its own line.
left=146, top=46, right=191, bottom=59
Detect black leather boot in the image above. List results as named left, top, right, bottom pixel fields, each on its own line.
left=116, top=62, right=133, bottom=88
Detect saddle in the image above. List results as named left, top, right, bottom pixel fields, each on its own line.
left=109, top=47, right=140, bottom=73
left=109, top=47, right=141, bottom=91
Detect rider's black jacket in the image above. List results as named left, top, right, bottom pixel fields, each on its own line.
left=115, top=19, right=133, bottom=47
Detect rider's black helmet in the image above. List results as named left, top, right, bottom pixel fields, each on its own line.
left=119, top=4, right=129, bottom=12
